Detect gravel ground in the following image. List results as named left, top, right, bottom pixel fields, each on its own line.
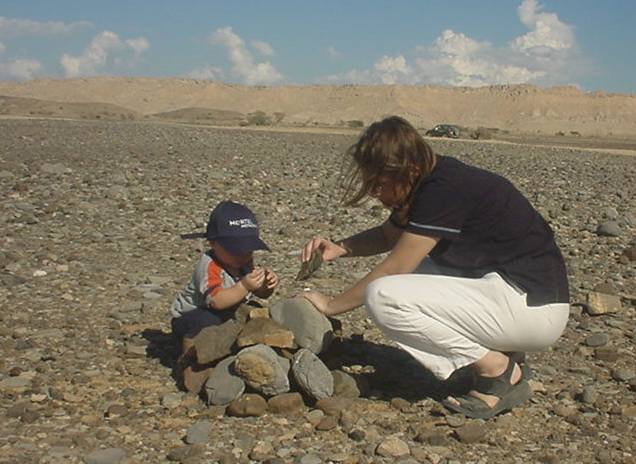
left=0, top=118, right=634, bottom=464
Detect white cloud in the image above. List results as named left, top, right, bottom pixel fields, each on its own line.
left=210, top=27, right=283, bottom=85
left=0, top=16, right=91, bottom=37
left=327, top=46, right=342, bottom=59
left=186, top=65, right=224, bottom=80
left=319, top=0, right=577, bottom=87
left=251, top=40, right=274, bottom=56
left=60, top=31, right=149, bottom=77
left=0, top=58, right=42, bottom=80
left=374, top=55, right=412, bottom=84
left=126, top=37, right=150, bottom=58
left=414, top=29, right=545, bottom=87
left=513, top=0, right=574, bottom=53
left=0, top=41, right=42, bottom=80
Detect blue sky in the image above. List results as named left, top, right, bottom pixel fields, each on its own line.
left=0, top=0, right=634, bottom=93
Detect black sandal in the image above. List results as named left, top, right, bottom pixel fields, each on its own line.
left=505, top=351, right=533, bottom=379
left=442, top=356, right=532, bottom=419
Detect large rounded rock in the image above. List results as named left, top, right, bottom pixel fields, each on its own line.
left=226, top=393, right=267, bottom=417
left=291, top=348, right=333, bottom=400
left=234, top=344, right=290, bottom=396
left=267, top=392, right=305, bottom=415
left=204, top=355, right=245, bottom=406
left=269, top=298, right=333, bottom=353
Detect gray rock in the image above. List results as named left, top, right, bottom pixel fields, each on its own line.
left=454, top=423, right=488, bottom=443
left=269, top=298, right=333, bottom=353
left=292, top=348, right=333, bottom=400
left=297, top=454, right=323, bottom=464
left=376, top=437, right=410, bottom=457
left=40, top=162, right=68, bottom=175
left=84, top=448, right=127, bottom=464
left=331, top=370, right=360, bottom=398
left=167, top=445, right=204, bottom=462
left=204, top=355, right=245, bottom=406
left=596, top=221, right=622, bottom=237
left=185, top=420, right=212, bottom=444
left=584, top=332, right=610, bottom=347
left=601, top=207, right=619, bottom=220
left=0, top=376, right=32, bottom=390
left=580, top=386, right=597, bottom=404
left=612, top=368, right=635, bottom=382
left=161, top=392, right=183, bottom=409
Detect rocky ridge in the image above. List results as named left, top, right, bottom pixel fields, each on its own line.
left=1, top=78, right=636, bottom=135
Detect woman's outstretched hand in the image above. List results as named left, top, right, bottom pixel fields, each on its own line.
left=301, top=236, right=348, bottom=263
left=301, top=290, right=333, bottom=316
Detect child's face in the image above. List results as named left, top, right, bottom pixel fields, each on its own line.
left=210, top=241, right=253, bottom=269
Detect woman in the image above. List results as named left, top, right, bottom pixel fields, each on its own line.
left=301, top=116, right=570, bottom=419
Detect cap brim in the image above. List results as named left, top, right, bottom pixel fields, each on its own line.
left=215, top=236, right=270, bottom=254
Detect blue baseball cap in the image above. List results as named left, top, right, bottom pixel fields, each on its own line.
left=205, top=201, right=270, bottom=254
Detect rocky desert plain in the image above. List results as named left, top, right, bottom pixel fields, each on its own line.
left=0, top=78, right=635, bottom=464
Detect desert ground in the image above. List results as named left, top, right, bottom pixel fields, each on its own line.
left=0, top=86, right=635, bottom=463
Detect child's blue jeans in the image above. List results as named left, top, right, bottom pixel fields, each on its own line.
left=170, top=308, right=232, bottom=341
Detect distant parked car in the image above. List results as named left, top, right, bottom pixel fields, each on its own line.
left=425, top=124, right=460, bottom=138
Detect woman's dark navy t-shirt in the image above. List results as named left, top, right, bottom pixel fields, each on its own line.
left=390, top=155, right=570, bottom=307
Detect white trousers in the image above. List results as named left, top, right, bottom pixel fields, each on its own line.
left=363, top=260, right=569, bottom=380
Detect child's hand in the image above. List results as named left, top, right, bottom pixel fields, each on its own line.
left=241, top=267, right=266, bottom=291
left=263, top=268, right=279, bottom=290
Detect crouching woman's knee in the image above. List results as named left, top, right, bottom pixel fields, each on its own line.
left=363, top=276, right=400, bottom=327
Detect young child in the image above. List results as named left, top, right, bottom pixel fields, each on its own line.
left=171, top=200, right=279, bottom=392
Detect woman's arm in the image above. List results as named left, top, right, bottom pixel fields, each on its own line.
left=336, top=219, right=404, bottom=257
left=302, top=219, right=403, bottom=262
left=304, top=231, right=439, bottom=316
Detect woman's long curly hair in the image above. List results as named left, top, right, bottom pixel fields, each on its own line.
left=340, top=116, right=437, bottom=211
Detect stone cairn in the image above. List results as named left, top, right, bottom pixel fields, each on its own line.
left=186, top=297, right=361, bottom=417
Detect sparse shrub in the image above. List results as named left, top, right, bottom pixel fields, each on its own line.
left=555, top=131, right=565, bottom=136
left=347, top=120, right=364, bottom=128
left=246, top=111, right=271, bottom=126
left=570, top=131, right=581, bottom=136
left=273, top=112, right=285, bottom=124
left=471, top=127, right=494, bottom=140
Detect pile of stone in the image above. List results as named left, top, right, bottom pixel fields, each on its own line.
left=185, top=297, right=359, bottom=416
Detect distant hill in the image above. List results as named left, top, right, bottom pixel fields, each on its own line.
left=0, top=77, right=635, bottom=135
left=0, top=94, right=139, bottom=121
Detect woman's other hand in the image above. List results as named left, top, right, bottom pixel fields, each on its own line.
left=301, top=291, right=334, bottom=315
left=301, top=236, right=348, bottom=263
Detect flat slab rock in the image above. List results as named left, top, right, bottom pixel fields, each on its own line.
left=193, top=319, right=243, bottom=364
left=236, top=317, right=295, bottom=349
